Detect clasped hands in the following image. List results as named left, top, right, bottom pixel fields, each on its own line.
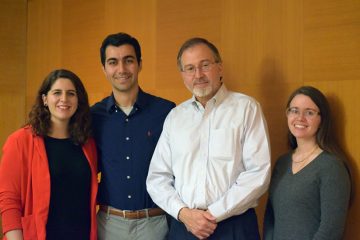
left=178, top=207, right=217, bottom=240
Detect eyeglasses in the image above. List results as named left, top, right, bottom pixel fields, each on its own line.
left=286, top=107, right=320, bottom=119
left=181, top=61, right=218, bottom=75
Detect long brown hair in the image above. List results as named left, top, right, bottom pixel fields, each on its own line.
left=286, top=86, right=343, bottom=156
left=27, top=69, right=91, bottom=144
left=286, top=85, right=353, bottom=205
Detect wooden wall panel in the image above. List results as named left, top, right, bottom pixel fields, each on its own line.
left=0, top=0, right=358, bottom=238
left=219, top=0, right=304, bottom=229
left=305, top=80, right=360, bottom=238
left=155, top=0, right=222, bottom=103
left=221, top=0, right=303, bottom=154
left=0, top=0, right=27, bottom=236
left=26, top=0, right=106, bottom=107
left=61, top=0, right=106, bottom=104
left=303, top=0, right=360, bottom=83
left=0, top=0, right=27, bottom=148
left=303, top=1, right=360, bottom=237
left=98, top=0, right=159, bottom=103
left=26, top=0, right=63, bottom=112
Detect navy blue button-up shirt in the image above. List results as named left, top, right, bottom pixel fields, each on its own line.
left=91, top=89, right=175, bottom=210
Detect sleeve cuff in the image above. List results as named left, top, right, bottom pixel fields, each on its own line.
left=1, top=208, right=22, bottom=234
left=169, top=201, right=187, bottom=221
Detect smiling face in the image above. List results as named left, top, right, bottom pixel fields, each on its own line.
left=102, top=44, right=141, bottom=95
left=287, top=94, right=321, bottom=142
left=180, top=43, right=223, bottom=106
left=42, top=78, right=78, bottom=125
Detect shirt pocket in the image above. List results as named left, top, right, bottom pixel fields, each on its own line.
left=209, top=128, right=235, bottom=160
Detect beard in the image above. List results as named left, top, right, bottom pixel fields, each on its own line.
left=192, top=86, right=212, bottom=98
left=191, top=77, right=212, bottom=98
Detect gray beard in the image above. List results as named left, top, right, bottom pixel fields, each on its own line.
left=193, top=86, right=211, bottom=98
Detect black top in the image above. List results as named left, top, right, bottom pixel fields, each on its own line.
left=44, top=136, right=91, bottom=240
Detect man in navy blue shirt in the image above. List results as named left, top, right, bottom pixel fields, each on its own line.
left=91, top=32, right=175, bottom=240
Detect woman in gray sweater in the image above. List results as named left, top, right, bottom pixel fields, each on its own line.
left=264, top=86, right=351, bottom=240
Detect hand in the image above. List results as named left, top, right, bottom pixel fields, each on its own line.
left=5, top=229, right=24, bottom=240
left=178, top=207, right=217, bottom=239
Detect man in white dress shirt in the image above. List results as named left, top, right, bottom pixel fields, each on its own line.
left=146, top=37, right=271, bottom=240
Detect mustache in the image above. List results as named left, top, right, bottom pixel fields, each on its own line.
left=193, top=77, right=208, bottom=84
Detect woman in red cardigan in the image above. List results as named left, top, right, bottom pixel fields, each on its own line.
left=0, top=69, right=98, bottom=240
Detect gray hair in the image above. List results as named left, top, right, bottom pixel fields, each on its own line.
left=176, top=37, right=222, bottom=71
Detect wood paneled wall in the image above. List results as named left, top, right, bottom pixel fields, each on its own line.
left=0, top=0, right=27, bottom=150
left=0, top=0, right=27, bottom=236
left=1, top=0, right=359, bottom=238
left=303, top=0, right=360, bottom=234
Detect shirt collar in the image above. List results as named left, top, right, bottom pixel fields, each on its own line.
left=106, top=88, right=149, bottom=113
left=191, top=83, right=228, bottom=110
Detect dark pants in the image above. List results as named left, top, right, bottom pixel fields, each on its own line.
left=167, top=208, right=260, bottom=240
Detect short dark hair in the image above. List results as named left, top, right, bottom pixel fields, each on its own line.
left=27, top=69, right=91, bottom=145
left=177, top=37, right=222, bottom=71
left=100, top=32, right=142, bottom=66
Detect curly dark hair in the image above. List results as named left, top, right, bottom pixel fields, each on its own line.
left=27, top=69, right=91, bottom=144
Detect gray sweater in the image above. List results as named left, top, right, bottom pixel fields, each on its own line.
left=264, top=151, right=350, bottom=240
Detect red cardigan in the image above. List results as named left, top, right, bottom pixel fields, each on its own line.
left=0, top=126, right=98, bottom=240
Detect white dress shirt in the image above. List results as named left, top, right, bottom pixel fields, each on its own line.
left=146, top=84, right=271, bottom=222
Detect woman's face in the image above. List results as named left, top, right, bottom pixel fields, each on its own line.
left=42, top=78, right=78, bottom=125
left=287, top=94, right=321, bottom=142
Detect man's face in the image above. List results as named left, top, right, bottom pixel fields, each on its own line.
left=180, top=43, right=223, bottom=105
left=103, top=44, right=142, bottom=94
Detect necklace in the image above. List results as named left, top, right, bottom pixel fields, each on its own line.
left=292, top=145, right=318, bottom=164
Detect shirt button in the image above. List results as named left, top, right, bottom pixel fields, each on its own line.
left=127, top=176, right=131, bottom=179
left=126, top=156, right=130, bottom=160
left=126, top=137, right=130, bottom=141
left=128, top=195, right=132, bottom=199
left=125, top=118, right=129, bottom=122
